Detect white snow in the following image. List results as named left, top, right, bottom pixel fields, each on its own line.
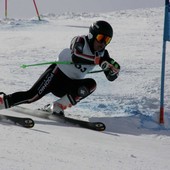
left=0, top=7, right=170, bottom=170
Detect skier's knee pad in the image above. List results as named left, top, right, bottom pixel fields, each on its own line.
left=78, top=86, right=90, bottom=98
left=77, top=79, right=97, bottom=98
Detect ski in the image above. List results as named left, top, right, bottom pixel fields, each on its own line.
left=0, top=114, right=34, bottom=128
left=12, top=106, right=106, bottom=131
left=53, top=113, right=106, bottom=131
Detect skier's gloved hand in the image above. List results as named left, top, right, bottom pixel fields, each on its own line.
left=101, top=60, right=120, bottom=81
left=101, top=60, right=111, bottom=70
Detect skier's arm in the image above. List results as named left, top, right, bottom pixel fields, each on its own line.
left=99, top=50, right=120, bottom=81
left=70, top=36, right=99, bottom=65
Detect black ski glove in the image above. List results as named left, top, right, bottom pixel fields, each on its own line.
left=101, top=60, right=120, bottom=81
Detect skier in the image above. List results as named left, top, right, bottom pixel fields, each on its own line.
left=0, top=20, right=120, bottom=115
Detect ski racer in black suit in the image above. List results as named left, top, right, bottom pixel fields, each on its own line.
left=0, top=20, right=120, bottom=115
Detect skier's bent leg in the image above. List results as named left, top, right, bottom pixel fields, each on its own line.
left=74, top=78, right=97, bottom=102
left=0, top=90, right=41, bottom=109
left=0, top=64, right=57, bottom=110
left=47, top=78, right=97, bottom=114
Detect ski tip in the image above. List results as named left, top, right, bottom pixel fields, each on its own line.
left=94, top=122, right=106, bottom=131
left=87, top=122, right=106, bottom=131
left=23, top=118, right=35, bottom=128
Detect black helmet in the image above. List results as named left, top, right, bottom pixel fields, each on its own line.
left=88, top=20, right=113, bottom=40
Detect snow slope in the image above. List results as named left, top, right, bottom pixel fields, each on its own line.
left=0, top=7, right=170, bottom=170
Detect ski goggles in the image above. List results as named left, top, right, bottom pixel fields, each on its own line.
left=96, top=34, right=112, bottom=45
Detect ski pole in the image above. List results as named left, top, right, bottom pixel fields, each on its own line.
left=21, top=61, right=74, bottom=68
left=33, top=0, right=41, bottom=21
left=88, top=69, right=104, bottom=74
left=20, top=61, right=105, bottom=74
left=5, top=0, right=7, bottom=19
left=20, top=60, right=101, bottom=68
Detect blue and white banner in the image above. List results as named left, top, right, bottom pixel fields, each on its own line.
left=164, top=0, right=170, bottom=41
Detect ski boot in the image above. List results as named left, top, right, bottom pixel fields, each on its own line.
left=42, top=95, right=73, bottom=116
left=0, top=92, right=7, bottom=110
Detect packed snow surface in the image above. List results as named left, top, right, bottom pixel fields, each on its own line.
left=0, top=7, right=170, bottom=170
